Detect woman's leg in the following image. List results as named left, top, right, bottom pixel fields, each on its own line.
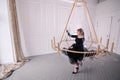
left=73, top=63, right=79, bottom=74
left=78, top=54, right=84, bottom=66
left=79, top=60, right=83, bottom=66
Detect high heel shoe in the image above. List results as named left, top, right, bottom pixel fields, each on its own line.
left=72, top=67, right=79, bottom=74
left=72, top=71, right=77, bottom=74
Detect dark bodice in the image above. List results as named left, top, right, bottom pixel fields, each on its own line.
left=75, top=37, right=84, bottom=46
left=72, top=36, right=84, bottom=51
left=67, top=32, right=84, bottom=51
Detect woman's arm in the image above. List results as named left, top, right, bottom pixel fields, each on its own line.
left=66, top=30, right=77, bottom=38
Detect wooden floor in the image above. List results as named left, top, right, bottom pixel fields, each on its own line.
left=5, top=53, right=120, bottom=80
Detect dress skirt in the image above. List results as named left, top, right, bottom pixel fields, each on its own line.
left=65, top=44, right=84, bottom=64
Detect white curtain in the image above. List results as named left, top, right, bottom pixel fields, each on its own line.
left=9, top=0, right=25, bottom=62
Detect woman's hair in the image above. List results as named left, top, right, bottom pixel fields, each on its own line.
left=77, top=28, right=84, bottom=36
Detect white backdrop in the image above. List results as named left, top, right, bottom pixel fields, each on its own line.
left=96, top=0, right=120, bottom=54
left=0, top=0, right=15, bottom=64
left=16, top=0, right=97, bottom=57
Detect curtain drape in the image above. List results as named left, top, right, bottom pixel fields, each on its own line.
left=9, top=0, right=25, bottom=62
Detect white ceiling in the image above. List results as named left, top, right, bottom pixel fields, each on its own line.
left=19, top=0, right=108, bottom=7
left=59, top=0, right=98, bottom=3
left=59, top=0, right=99, bottom=7
left=59, top=0, right=109, bottom=4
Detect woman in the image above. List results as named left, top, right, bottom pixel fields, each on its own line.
left=66, top=28, right=85, bottom=74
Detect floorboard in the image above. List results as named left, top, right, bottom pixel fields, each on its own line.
left=5, top=53, right=120, bottom=80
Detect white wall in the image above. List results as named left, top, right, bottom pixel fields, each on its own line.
left=16, top=0, right=72, bottom=56
left=16, top=0, right=97, bottom=57
left=0, top=0, right=15, bottom=64
left=96, top=0, right=120, bottom=54
left=1, top=0, right=119, bottom=63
